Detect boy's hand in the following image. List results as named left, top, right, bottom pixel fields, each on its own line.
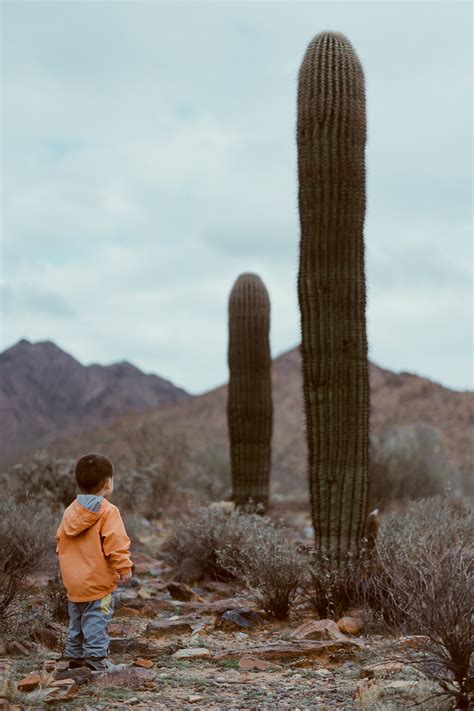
left=118, top=571, right=132, bottom=584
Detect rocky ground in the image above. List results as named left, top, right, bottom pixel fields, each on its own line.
left=0, top=518, right=449, bottom=710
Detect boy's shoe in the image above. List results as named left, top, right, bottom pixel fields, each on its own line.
left=67, top=659, right=86, bottom=669
left=85, top=657, right=126, bottom=674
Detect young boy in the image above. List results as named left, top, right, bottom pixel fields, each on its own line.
left=56, top=452, right=133, bottom=673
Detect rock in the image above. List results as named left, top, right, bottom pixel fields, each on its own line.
left=134, top=658, right=155, bottom=669
left=216, top=638, right=360, bottom=662
left=17, top=672, right=41, bottom=692
left=55, top=667, right=92, bottom=685
left=117, top=606, right=141, bottom=618
left=290, top=619, right=346, bottom=641
left=109, top=622, right=128, bottom=636
left=172, top=647, right=212, bottom=660
left=47, top=678, right=79, bottom=701
left=186, top=596, right=253, bottom=613
left=8, top=640, right=30, bottom=656
left=337, top=616, right=362, bottom=635
left=109, top=637, right=156, bottom=656
left=146, top=620, right=193, bottom=638
left=218, top=609, right=266, bottom=630
left=360, top=662, right=406, bottom=679
left=188, top=694, right=204, bottom=703
left=167, top=582, right=204, bottom=602
left=238, top=656, right=275, bottom=671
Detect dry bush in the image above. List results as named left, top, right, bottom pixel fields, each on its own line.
left=45, top=563, right=69, bottom=623
left=370, top=422, right=461, bottom=507
left=366, top=496, right=473, bottom=709
left=217, top=519, right=303, bottom=620
left=303, top=545, right=372, bottom=620
left=0, top=501, right=55, bottom=628
left=1, top=451, right=76, bottom=511
left=163, top=507, right=251, bottom=582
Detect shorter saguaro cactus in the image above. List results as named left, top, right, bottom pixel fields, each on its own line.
left=227, top=273, right=273, bottom=510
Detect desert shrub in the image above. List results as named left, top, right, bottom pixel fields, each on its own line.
left=163, top=506, right=250, bottom=582
left=366, top=496, right=473, bottom=709
left=45, top=563, right=69, bottom=623
left=1, top=451, right=76, bottom=511
left=217, top=519, right=303, bottom=620
left=304, top=548, right=369, bottom=620
left=0, top=501, right=55, bottom=626
left=369, top=422, right=460, bottom=507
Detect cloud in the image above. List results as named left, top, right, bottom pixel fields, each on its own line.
left=1, top=1, right=472, bottom=392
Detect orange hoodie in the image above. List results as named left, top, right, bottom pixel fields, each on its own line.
left=56, top=498, right=132, bottom=602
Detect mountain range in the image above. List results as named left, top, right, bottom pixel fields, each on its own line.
left=2, top=340, right=472, bottom=498
left=0, top=339, right=188, bottom=466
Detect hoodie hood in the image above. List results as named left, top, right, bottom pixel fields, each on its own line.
left=62, top=498, right=107, bottom=537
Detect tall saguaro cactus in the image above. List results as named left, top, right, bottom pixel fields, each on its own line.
left=227, top=273, right=273, bottom=510
left=297, top=32, right=369, bottom=560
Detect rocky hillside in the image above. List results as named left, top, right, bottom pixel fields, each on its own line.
left=48, top=347, right=473, bottom=496
left=0, top=339, right=189, bottom=466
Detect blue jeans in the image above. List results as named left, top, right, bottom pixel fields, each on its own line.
left=65, top=591, right=115, bottom=660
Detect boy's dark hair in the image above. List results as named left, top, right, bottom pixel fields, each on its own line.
left=75, top=453, right=114, bottom=494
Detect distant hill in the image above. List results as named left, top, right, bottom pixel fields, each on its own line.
left=0, top=339, right=189, bottom=465
left=47, top=347, right=473, bottom=497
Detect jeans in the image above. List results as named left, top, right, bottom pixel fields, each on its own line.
left=65, top=591, right=115, bottom=660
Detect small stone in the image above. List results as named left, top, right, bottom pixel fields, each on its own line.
left=172, top=647, right=212, bottom=660
left=55, top=667, right=92, bottom=685
left=238, top=656, right=274, bottom=671
left=218, top=609, right=266, bottom=630
left=337, top=616, right=362, bottom=635
left=134, top=658, right=154, bottom=669
left=50, top=678, right=77, bottom=688
left=188, top=694, right=203, bottom=703
left=146, top=620, right=193, bottom=638
left=290, top=619, right=345, bottom=641
left=167, top=582, right=204, bottom=602
left=117, top=606, right=141, bottom=618
left=8, top=640, right=30, bottom=656
left=314, top=668, right=331, bottom=677
left=109, top=623, right=128, bottom=636
left=17, top=672, right=41, bottom=692
left=109, top=637, right=155, bottom=656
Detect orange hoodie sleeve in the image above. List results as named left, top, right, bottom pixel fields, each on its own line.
left=100, top=505, right=132, bottom=574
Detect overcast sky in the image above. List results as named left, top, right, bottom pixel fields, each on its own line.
left=1, top=1, right=472, bottom=394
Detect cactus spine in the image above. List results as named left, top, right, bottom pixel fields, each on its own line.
left=297, top=32, right=369, bottom=560
left=227, top=273, right=273, bottom=510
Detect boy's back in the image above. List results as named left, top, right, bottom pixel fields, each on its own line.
left=56, top=496, right=131, bottom=602
left=56, top=452, right=132, bottom=673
